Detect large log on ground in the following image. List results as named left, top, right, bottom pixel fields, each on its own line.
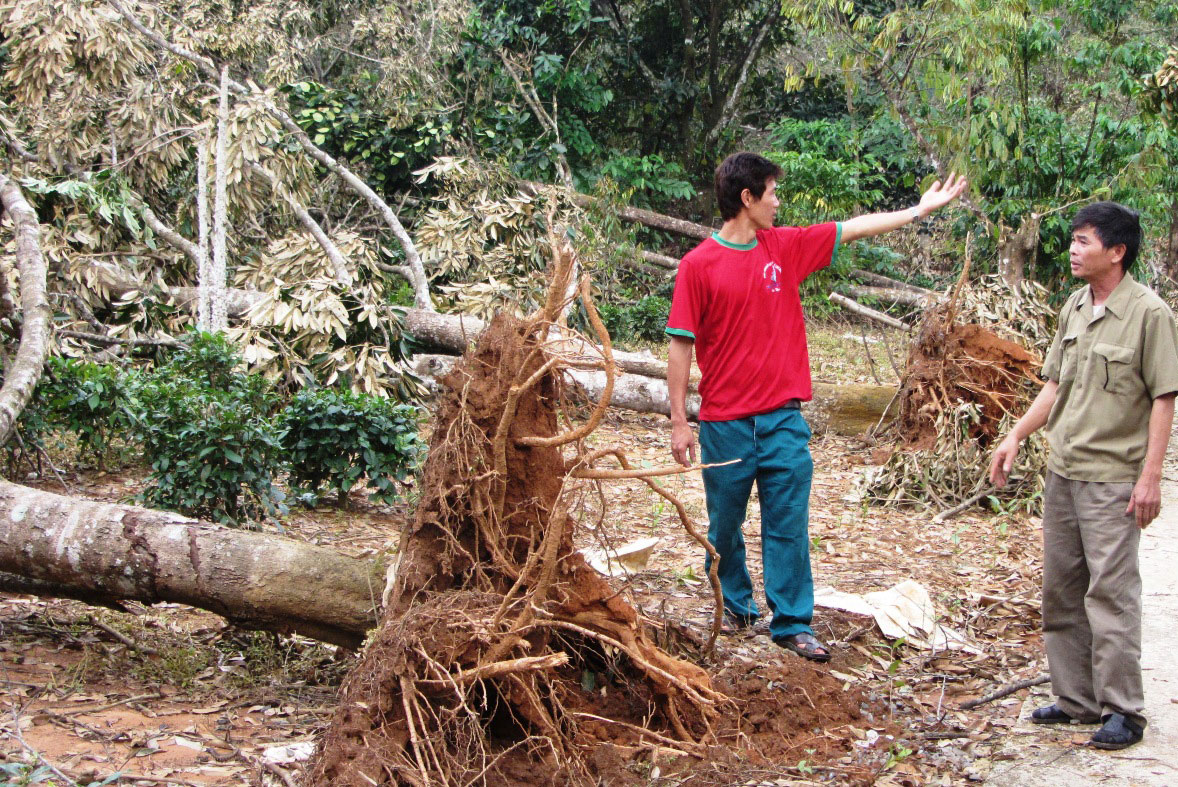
left=844, top=285, right=937, bottom=309
left=0, top=480, right=383, bottom=648
left=410, top=354, right=896, bottom=435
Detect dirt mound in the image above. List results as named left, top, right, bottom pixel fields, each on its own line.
left=307, top=238, right=877, bottom=785
left=895, top=307, right=1039, bottom=450
left=309, top=240, right=723, bottom=785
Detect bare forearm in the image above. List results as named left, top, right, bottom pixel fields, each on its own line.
left=841, top=172, right=967, bottom=243
left=1140, top=393, right=1176, bottom=482
left=840, top=207, right=923, bottom=243
left=1011, top=380, right=1059, bottom=442
left=667, top=336, right=693, bottom=425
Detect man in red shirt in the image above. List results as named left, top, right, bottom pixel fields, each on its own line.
left=667, top=152, right=965, bottom=660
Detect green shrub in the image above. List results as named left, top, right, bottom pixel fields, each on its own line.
left=38, top=358, right=137, bottom=466
left=2, top=384, right=51, bottom=477
left=594, top=302, right=629, bottom=342
left=133, top=333, right=286, bottom=526
left=280, top=386, right=424, bottom=506
left=627, top=296, right=671, bottom=342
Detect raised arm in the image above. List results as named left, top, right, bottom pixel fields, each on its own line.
left=840, top=173, right=968, bottom=243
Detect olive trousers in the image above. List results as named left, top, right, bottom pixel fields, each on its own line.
left=1042, top=471, right=1146, bottom=727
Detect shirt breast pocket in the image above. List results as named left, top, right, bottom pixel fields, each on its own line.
left=1091, top=342, right=1136, bottom=395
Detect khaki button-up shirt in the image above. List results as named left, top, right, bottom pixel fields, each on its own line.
left=1041, top=274, right=1178, bottom=482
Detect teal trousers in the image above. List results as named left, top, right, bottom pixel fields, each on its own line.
left=699, top=406, right=814, bottom=640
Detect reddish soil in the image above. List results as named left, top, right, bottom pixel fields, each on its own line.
left=897, top=313, right=1039, bottom=449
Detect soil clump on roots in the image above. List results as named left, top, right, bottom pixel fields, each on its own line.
left=308, top=239, right=870, bottom=785
left=896, top=312, right=1038, bottom=450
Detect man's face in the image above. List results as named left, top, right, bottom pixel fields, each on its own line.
left=1069, top=225, right=1124, bottom=282
left=743, top=178, right=780, bottom=230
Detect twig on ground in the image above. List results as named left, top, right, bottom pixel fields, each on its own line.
left=958, top=674, right=1049, bottom=710
left=859, top=324, right=882, bottom=385
left=931, top=485, right=996, bottom=524
left=1, top=714, right=81, bottom=787
left=87, top=616, right=159, bottom=656
left=62, top=692, right=164, bottom=715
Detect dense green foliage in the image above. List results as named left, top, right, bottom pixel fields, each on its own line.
left=5, top=334, right=425, bottom=527
left=133, top=334, right=287, bottom=526
left=596, top=295, right=672, bottom=344
left=280, top=386, right=425, bottom=506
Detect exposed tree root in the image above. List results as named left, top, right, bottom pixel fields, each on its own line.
left=309, top=231, right=723, bottom=786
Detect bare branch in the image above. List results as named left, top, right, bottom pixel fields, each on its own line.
left=0, top=174, right=52, bottom=446
left=248, top=162, right=353, bottom=287
left=57, top=329, right=182, bottom=348
left=705, top=4, right=775, bottom=145
left=106, top=0, right=435, bottom=311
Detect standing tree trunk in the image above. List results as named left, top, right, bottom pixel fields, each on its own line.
left=1166, top=200, right=1178, bottom=280
left=109, top=0, right=436, bottom=312
left=0, top=174, right=51, bottom=446
left=996, top=213, right=1041, bottom=287
left=196, top=136, right=211, bottom=330
left=210, top=67, right=230, bottom=332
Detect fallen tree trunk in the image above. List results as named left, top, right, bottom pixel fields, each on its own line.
left=845, top=285, right=936, bottom=309
left=82, top=260, right=265, bottom=319
left=850, top=268, right=934, bottom=295
left=829, top=292, right=913, bottom=332
left=521, top=181, right=713, bottom=240
left=0, top=480, right=383, bottom=648
left=411, top=353, right=895, bottom=435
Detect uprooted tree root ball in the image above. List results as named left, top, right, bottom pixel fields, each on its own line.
left=894, top=312, right=1039, bottom=451
left=308, top=237, right=878, bottom=785
left=863, top=272, right=1048, bottom=512
left=309, top=235, right=731, bottom=786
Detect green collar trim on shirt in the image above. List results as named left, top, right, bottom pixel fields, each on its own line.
left=711, top=232, right=758, bottom=251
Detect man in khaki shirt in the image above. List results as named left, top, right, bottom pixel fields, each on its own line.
left=990, top=202, right=1178, bottom=750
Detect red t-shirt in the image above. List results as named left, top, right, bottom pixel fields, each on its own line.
left=666, top=223, right=841, bottom=421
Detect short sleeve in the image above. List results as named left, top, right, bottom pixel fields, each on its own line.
left=666, top=257, right=703, bottom=339
left=1141, top=304, right=1178, bottom=399
left=1042, top=293, right=1079, bottom=381
left=766, top=222, right=841, bottom=281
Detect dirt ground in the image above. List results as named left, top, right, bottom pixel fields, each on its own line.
left=1, top=324, right=1058, bottom=786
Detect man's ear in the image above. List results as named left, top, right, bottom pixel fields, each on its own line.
left=741, top=188, right=753, bottom=208
left=1110, top=243, right=1127, bottom=266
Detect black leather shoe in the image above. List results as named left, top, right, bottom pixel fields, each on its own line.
left=1030, top=704, right=1100, bottom=725
left=1090, top=713, right=1144, bottom=750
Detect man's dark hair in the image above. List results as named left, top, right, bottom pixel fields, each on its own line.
left=715, top=152, right=783, bottom=222
left=1072, top=201, right=1142, bottom=272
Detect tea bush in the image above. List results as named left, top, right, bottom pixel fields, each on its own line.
left=133, top=333, right=287, bottom=526
left=280, top=386, right=424, bottom=506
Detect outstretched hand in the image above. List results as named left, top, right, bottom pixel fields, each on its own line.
left=917, top=172, right=968, bottom=217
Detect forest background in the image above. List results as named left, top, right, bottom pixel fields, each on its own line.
left=0, top=0, right=1175, bottom=537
